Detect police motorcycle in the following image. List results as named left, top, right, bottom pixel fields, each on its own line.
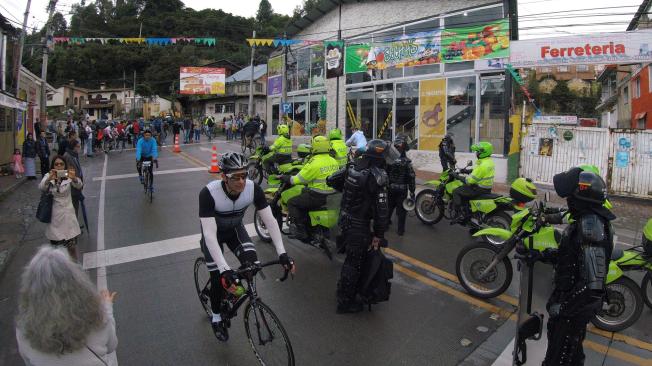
left=414, top=161, right=514, bottom=245
left=253, top=144, right=338, bottom=260
left=456, top=189, right=646, bottom=332
left=247, top=144, right=309, bottom=185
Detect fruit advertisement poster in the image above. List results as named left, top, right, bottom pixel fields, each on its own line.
left=441, top=19, right=510, bottom=62
left=418, top=79, right=447, bottom=151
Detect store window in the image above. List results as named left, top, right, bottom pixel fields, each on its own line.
left=345, top=88, right=374, bottom=139
left=346, top=72, right=372, bottom=85
left=375, top=83, right=394, bottom=141
left=215, top=103, right=235, bottom=114
left=307, top=92, right=327, bottom=135
left=287, top=52, right=298, bottom=92
left=290, top=94, right=308, bottom=135
left=395, top=82, right=419, bottom=147
left=479, top=76, right=505, bottom=154
left=310, top=45, right=325, bottom=88
left=404, top=64, right=440, bottom=77
left=297, top=48, right=311, bottom=90
left=447, top=76, right=476, bottom=152
left=445, top=61, right=474, bottom=73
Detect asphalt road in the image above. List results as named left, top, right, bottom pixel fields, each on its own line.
left=1, top=135, right=650, bottom=366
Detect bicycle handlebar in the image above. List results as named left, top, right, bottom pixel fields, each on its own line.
left=234, top=260, right=291, bottom=282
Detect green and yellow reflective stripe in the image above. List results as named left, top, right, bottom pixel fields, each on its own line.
left=309, top=187, right=335, bottom=194
left=296, top=173, right=308, bottom=183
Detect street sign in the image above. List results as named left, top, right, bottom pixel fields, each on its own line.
left=282, top=103, right=292, bottom=114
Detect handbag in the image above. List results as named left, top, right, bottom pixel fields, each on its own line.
left=35, top=185, right=54, bottom=223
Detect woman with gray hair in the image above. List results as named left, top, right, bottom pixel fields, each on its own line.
left=16, top=246, right=118, bottom=366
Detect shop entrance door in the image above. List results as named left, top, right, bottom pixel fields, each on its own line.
left=375, top=83, right=393, bottom=141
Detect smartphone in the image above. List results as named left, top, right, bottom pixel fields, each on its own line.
left=56, top=170, right=68, bottom=179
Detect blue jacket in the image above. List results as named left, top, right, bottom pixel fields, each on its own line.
left=136, top=137, right=158, bottom=160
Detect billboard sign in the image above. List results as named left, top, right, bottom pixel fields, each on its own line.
left=179, top=67, right=225, bottom=95
left=267, top=55, right=283, bottom=96
left=510, top=30, right=652, bottom=67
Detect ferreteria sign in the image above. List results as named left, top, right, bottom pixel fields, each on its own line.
left=509, top=30, right=652, bottom=67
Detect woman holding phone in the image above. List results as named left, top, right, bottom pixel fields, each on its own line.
left=38, top=155, right=83, bottom=260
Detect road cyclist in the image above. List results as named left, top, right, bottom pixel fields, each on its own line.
left=135, top=129, right=158, bottom=192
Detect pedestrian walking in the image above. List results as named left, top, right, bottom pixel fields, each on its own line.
left=84, top=123, right=94, bottom=157
left=12, top=149, right=24, bottom=179
left=16, top=245, right=118, bottom=366
left=22, top=133, right=38, bottom=180
left=172, top=119, right=181, bottom=143
left=259, top=119, right=267, bottom=145
left=63, top=140, right=84, bottom=220
left=193, top=120, right=201, bottom=142
left=36, top=131, right=51, bottom=177
left=39, top=156, right=83, bottom=260
left=225, top=117, right=232, bottom=140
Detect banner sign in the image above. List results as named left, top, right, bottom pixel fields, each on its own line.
left=509, top=30, right=652, bottom=67
left=418, top=79, right=447, bottom=151
left=179, top=67, right=225, bottom=95
left=325, top=41, right=344, bottom=79
left=345, top=19, right=510, bottom=74
left=441, top=19, right=510, bottom=62
left=533, top=115, right=578, bottom=125
left=267, top=55, right=283, bottom=96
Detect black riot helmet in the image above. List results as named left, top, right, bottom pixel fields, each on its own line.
left=575, top=171, right=608, bottom=204
left=393, top=136, right=410, bottom=153
left=363, top=139, right=389, bottom=160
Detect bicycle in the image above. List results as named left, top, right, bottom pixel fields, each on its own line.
left=141, top=160, right=156, bottom=203
left=193, top=258, right=295, bottom=366
left=242, top=134, right=257, bottom=155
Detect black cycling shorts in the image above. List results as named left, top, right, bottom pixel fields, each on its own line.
left=200, top=224, right=258, bottom=273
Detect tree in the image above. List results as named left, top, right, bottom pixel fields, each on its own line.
left=256, top=0, right=273, bottom=24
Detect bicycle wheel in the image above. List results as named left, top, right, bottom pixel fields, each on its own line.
left=148, top=169, right=153, bottom=203
left=193, top=257, right=212, bottom=318
left=143, top=170, right=149, bottom=193
left=244, top=300, right=295, bottom=366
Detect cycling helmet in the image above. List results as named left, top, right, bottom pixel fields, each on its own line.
left=297, top=143, right=311, bottom=159
left=363, top=139, right=388, bottom=159
left=643, top=218, right=652, bottom=255
left=328, top=128, right=343, bottom=141
left=277, top=124, right=289, bottom=137
left=510, top=177, right=537, bottom=204
left=219, top=152, right=247, bottom=173
left=143, top=128, right=152, bottom=134
left=471, top=141, right=493, bottom=159
left=311, top=135, right=331, bottom=154
left=580, top=164, right=600, bottom=175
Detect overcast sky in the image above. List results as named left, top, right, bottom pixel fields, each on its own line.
left=0, top=0, right=645, bottom=39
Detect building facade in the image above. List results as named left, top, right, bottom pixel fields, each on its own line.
left=266, top=0, right=513, bottom=182
left=596, top=65, right=632, bottom=129
left=629, top=64, right=652, bottom=129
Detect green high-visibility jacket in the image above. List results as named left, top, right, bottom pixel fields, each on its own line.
left=466, top=157, right=495, bottom=189
left=291, top=153, right=340, bottom=193
left=330, top=140, right=348, bottom=167
left=269, top=135, right=292, bottom=155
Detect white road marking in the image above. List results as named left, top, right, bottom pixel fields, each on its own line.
left=83, top=223, right=257, bottom=269
left=95, top=154, right=119, bottom=365
left=92, top=167, right=206, bottom=181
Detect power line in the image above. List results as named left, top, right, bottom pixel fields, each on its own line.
left=0, top=4, right=23, bottom=23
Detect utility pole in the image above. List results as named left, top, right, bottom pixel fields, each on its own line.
left=335, top=2, right=342, bottom=129
left=248, top=30, right=256, bottom=118
left=13, top=0, right=32, bottom=99
left=280, top=32, right=287, bottom=124
left=133, top=70, right=136, bottom=117
left=40, top=0, right=57, bottom=131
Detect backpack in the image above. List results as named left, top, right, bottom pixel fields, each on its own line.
left=358, top=249, right=393, bottom=308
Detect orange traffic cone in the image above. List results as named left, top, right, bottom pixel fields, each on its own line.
left=209, top=145, right=220, bottom=173
left=173, top=134, right=181, bottom=153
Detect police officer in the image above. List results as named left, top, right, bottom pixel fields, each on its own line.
left=542, top=166, right=615, bottom=365
left=438, top=132, right=456, bottom=171
left=387, top=136, right=415, bottom=236
left=451, top=141, right=494, bottom=224
left=328, top=128, right=348, bottom=168
left=262, top=124, right=293, bottom=174
left=327, top=139, right=389, bottom=314
left=281, top=135, right=340, bottom=242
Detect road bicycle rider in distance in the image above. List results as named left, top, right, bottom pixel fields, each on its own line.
left=198, top=152, right=296, bottom=341
left=136, top=129, right=158, bottom=189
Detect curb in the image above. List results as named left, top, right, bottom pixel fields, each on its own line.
left=0, top=177, right=28, bottom=203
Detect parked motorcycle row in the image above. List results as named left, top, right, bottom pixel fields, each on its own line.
left=405, top=156, right=652, bottom=333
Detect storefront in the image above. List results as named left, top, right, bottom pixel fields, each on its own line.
left=266, top=1, right=513, bottom=182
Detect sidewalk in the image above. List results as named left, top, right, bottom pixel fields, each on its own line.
left=0, top=174, right=27, bottom=202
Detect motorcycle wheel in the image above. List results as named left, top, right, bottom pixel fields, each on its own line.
left=641, top=271, right=652, bottom=310
left=247, top=162, right=263, bottom=185
left=482, top=212, right=512, bottom=246
left=253, top=211, right=272, bottom=242
left=415, top=189, right=444, bottom=225
left=591, top=276, right=644, bottom=332
left=455, top=242, right=513, bottom=299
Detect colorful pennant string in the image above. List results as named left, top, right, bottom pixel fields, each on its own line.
left=53, top=37, right=216, bottom=46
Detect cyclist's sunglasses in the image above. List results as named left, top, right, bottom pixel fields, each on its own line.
left=225, top=172, right=248, bottom=181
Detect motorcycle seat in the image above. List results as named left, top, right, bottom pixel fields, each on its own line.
left=611, top=248, right=624, bottom=261
left=474, top=193, right=502, bottom=200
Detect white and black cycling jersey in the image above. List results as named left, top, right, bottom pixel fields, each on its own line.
left=198, top=179, right=268, bottom=231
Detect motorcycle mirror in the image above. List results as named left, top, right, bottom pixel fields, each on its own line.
left=467, top=160, right=473, bottom=167
left=544, top=192, right=550, bottom=203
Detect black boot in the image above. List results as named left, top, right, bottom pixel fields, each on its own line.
left=336, top=300, right=364, bottom=314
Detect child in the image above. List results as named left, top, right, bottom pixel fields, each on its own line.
left=12, top=149, right=24, bottom=179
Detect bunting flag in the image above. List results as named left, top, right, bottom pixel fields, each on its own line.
left=247, top=38, right=274, bottom=46
left=53, top=37, right=216, bottom=46
left=248, top=38, right=326, bottom=47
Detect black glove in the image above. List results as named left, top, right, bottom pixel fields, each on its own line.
left=279, top=175, right=292, bottom=185
left=460, top=168, right=472, bottom=174
left=279, top=253, right=294, bottom=270
left=219, top=270, right=237, bottom=290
